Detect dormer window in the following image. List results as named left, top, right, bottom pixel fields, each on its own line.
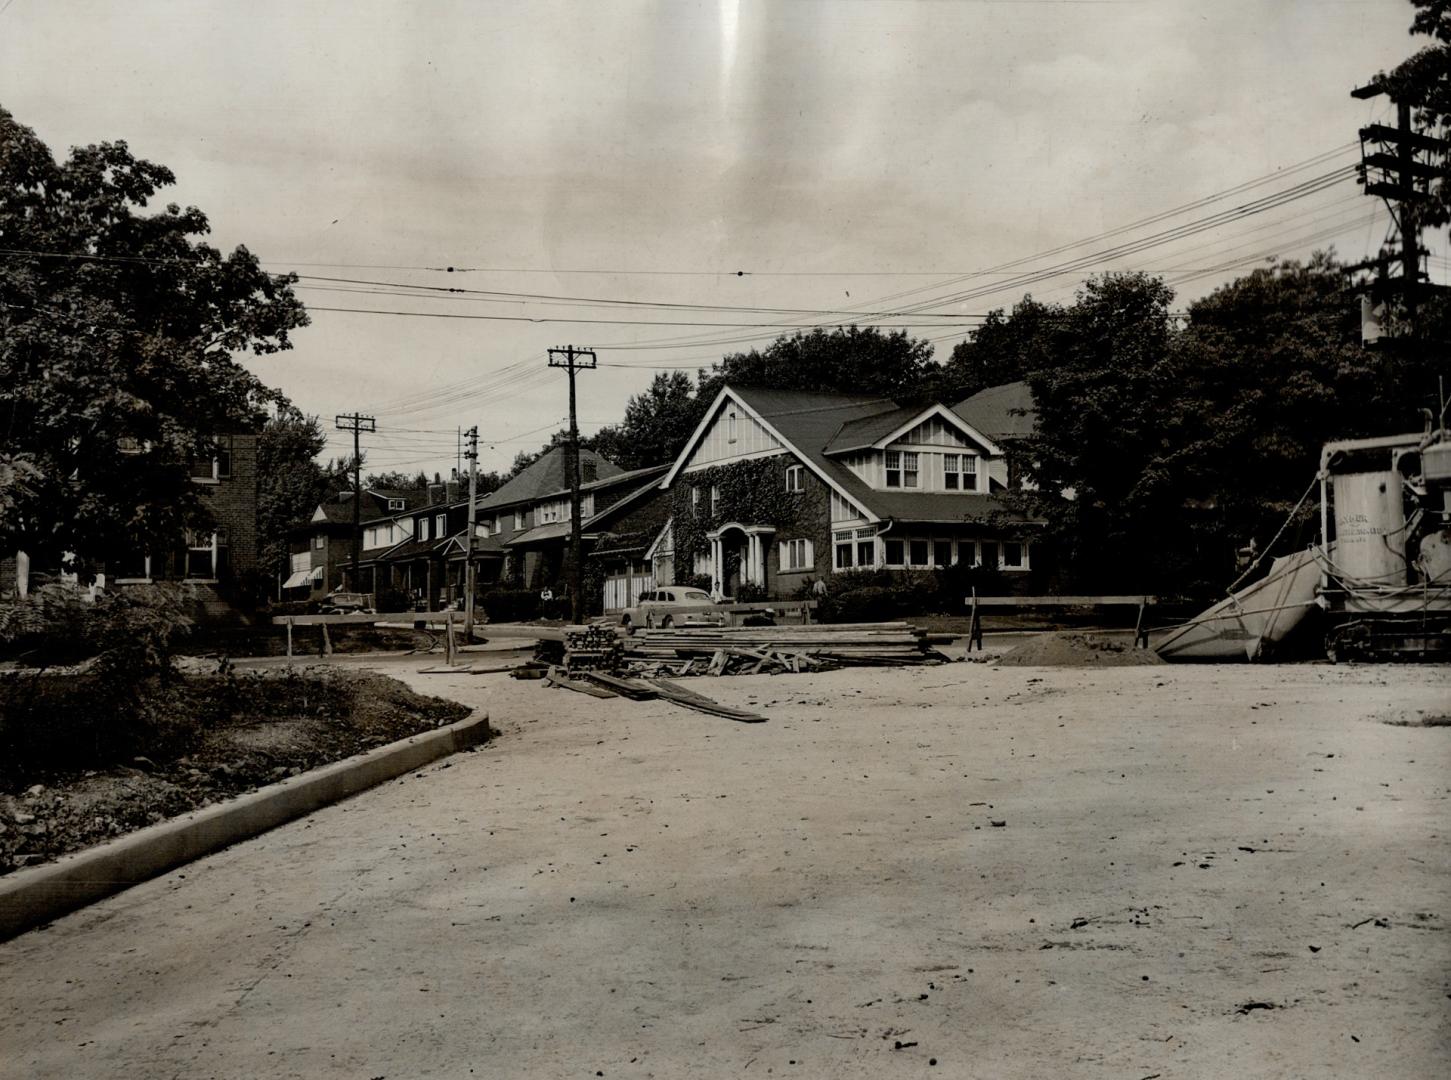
left=902, top=452, right=919, bottom=489
left=388, top=498, right=405, bottom=511
left=885, top=451, right=902, bottom=488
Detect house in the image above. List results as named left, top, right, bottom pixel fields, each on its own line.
left=650, top=384, right=1045, bottom=598
left=3, top=432, right=261, bottom=608
left=285, top=483, right=439, bottom=601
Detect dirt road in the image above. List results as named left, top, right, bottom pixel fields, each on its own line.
left=2, top=657, right=1447, bottom=1078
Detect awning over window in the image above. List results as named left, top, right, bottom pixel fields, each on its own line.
left=282, top=567, right=322, bottom=589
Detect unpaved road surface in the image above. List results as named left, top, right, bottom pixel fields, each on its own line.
left=1, top=657, right=1448, bottom=1078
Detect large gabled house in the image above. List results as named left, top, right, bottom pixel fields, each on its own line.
left=646, top=383, right=1045, bottom=599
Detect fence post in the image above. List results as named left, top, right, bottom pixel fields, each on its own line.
left=967, top=588, right=982, bottom=653
left=321, top=620, right=333, bottom=656
left=286, top=617, right=293, bottom=660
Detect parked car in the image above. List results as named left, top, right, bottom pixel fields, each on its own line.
left=320, top=590, right=374, bottom=615
left=622, top=587, right=729, bottom=629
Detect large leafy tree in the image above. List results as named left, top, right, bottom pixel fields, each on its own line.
left=934, top=296, right=1057, bottom=402
left=589, top=370, right=699, bottom=471
left=0, top=107, right=308, bottom=572
left=697, top=325, right=937, bottom=406
left=1375, top=1, right=1451, bottom=229
left=255, top=409, right=337, bottom=581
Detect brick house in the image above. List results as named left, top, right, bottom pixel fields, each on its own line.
left=3, top=432, right=261, bottom=605
left=650, top=384, right=1045, bottom=599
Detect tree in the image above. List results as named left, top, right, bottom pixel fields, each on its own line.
left=255, top=408, right=332, bottom=582
left=1012, top=273, right=1188, bottom=592
left=591, top=370, right=700, bottom=470
left=697, top=326, right=937, bottom=406
left=362, top=469, right=430, bottom=491
left=1374, top=1, right=1451, bottom=228
left=0, top=108, right=308, bottom=572
left=934, top=296, right=1058, bottom=402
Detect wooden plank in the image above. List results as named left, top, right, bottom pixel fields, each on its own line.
left=580, top=671, right=658, bottom=699
left=545, top=665, right=617, bottom=698
left=964, top=595, right=1158, bottom=608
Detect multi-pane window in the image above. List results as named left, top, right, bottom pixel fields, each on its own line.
left=313, top=534, right=325, bottom=550
left=960, top=540, right=977, bottom=566
left=961, top=455, right=977, bottom=492
left=884, top=539, right=905, bottom=566
left=435, top=514, right=446, bottom=538
left=780, top=538, right=814, bottom=571
left=909, top=539, right=929, bottom=566
left=934, top=541, right=953, bottom=567
left=981, top=540, right=999, bottom=569
left=835, top=537, right=853, bottom=569
left=1003, top=541, right=1025, bottom=569
left=710, top=485, right=720, bottom=517
left=944, top=454, right=961, bottom=489
left=691, top=486, right=701, bottom=512
left=885, top=450, right=902, bottom=488
left=389, top=498, right=406, bottom=511
left=902, top=452, right=919, bottom=489
left=514, top=510, right=525, bottom=531
left=856, top=529, right=876, bottom=568
left=785, top=464, right=804, bottom=492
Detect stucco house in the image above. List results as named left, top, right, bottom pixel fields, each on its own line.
left=647, top=383, right=1043, bottom=599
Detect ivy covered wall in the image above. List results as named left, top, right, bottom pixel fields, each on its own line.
left=669, top=455, right=831, bottom=596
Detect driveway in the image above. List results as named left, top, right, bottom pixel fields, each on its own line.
left=1, top=656, right=1448, bottom=1078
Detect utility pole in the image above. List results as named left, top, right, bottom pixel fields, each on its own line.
left=463, top=425, right=479, bottom=636
left=1352, top=81, right=1449, bottom=331
left=547, top=345, right=596, bottom=624
left=335, top=413, right=376, bottom=593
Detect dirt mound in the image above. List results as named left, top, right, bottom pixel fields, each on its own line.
left=997, top=632, right=1165, bottom=667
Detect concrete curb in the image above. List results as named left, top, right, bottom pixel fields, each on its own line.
left=0, top=710, right=492, bottom=942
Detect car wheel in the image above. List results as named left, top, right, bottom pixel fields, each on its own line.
left=662, top=615, right=674, bottom=629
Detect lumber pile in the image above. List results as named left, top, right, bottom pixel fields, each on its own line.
left=625, top=622, right=947, bottom=672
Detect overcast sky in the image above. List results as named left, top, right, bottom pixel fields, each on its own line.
left=0, top=0, right=1428, bottom=477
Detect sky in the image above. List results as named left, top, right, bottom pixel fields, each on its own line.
left=0, top=0, right=1431, bottom=478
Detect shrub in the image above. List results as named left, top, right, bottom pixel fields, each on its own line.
left=480, top=587, right=541, bottom=623
left=374, top=587, right=412, bottom=613
left=0, top=583, right=192, bottom=674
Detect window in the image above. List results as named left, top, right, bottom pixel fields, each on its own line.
left=313, top=534, right=325, bottom=550
left=835, top=540, right=853, bottom=569
left=785, top=465, right=804, bottom=492
left=909, top=539, right=930, bottom=566
left=902, top=452, right=919, bottom=489
left=691, top=486, right=701, bottom=512
left=960, top=540, right=977, bottom=566
left=514, top=510, right=525, bottom=531
left=885, top=450, right=902, bottom=488
left=780, top=538, right=814, bottom=571
left=186, top=531, right=218, bottom=579
left=962, top=455, right=978, bottom=492
left=856, top=528, right=876, bottom=568
left=980, top=541, right=998, bottom=569
left=388, top=498, right=405, bottom=511
left=710, top=485, right=720, bottom=517
left=435, top=514, right=446, bottom=538
left=727, top=410, right=738, bottom=443
left=934, top=540, right=953, bottom=567
left=884, top=539, right=905, bottom=566
left=214, top=435, right=232, bottom=479
left=1003, top=541, right=1026, bottom=570
left=944, top=454, right=961, bottom=490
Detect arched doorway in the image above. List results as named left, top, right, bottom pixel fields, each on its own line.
left=706, top=522, right=775, bottom=598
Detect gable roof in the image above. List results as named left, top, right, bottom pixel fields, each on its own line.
left=824, top=402, right=1002, bottom=457
left=664, top=385, right=1033, bottom=526
left=952, top=380, right=1036, bottom=442
left=475, top=446, right=624, bottom=511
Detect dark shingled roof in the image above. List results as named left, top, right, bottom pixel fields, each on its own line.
left=952, top=381, right=1036, bottom=442
left=477, top=446, right=624, bottom=511
left=728, top=385, right=1034, bottom=526
left=822, top=404, right=926, bottom=454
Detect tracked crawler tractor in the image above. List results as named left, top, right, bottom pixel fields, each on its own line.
left=1317, top=426, right=1451, bottom=662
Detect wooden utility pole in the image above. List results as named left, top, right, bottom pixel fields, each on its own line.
left=1352, top=81, right=1449, bottom=331
left=463, top=425, right=479, bottom=636
left=547, top=345, right=596, bottom=623
left=335, top=413, right=375, bottom=592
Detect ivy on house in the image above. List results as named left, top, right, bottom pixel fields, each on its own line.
left=669, top=456, right=827, bottom=584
